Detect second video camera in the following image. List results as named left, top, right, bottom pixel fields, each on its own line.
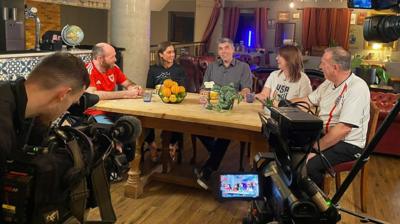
left=348, top=0, right=400, bottom=43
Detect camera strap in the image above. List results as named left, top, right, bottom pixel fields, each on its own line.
left=90, top=162, right=117, bottom=223
left=66, top=138, right=116, bottom=223
left=67, top=138, right=89, bottom=223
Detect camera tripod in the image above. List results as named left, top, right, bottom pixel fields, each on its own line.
left=326, top=98, right=400, bottom=224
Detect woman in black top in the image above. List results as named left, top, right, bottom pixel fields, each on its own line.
left=145, top=41, right=186, bottom=162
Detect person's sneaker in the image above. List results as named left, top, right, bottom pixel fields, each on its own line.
left=109, top=171, right=124, bottom=182
left=194, top=167, right=212, bottom=190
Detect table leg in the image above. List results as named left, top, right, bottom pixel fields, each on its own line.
left=124, top=132, right=146, bottom=198
left=250, top=133, right=269, bottom=168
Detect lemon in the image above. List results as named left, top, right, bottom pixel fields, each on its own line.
left=162, top=97, right=170, bottom=103
left=210, top=91, right=218, bottom=98
left=169, top=95, right=177, bottom=103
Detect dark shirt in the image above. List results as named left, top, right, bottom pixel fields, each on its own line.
left=202, top=58, right=253, bottom=91
left=0, top=78, right=28, bottom=219
left=0, top=78, right=28, bottom=169
left=146, top=63, right=186, bottom=88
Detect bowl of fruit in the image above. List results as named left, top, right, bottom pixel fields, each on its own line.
left=158, top=79, right=187, bottom=104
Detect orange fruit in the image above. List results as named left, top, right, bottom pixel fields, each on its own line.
left=179, top=86, right=186, bottom=93
left=162, top=87, right=172, bottom=97
left=171, top=85, right=180, bottom=94
left=163, top=79, right=174, bottom=88
left=171, top=81, right=178, bottom=87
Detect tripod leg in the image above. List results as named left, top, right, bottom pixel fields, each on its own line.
left=335, top=173, right=341, bottom=191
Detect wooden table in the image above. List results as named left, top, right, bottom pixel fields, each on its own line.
left=94, top=92, right=268, bottom=198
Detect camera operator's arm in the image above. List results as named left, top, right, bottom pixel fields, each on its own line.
left=0, top=100, right=14, bottom=199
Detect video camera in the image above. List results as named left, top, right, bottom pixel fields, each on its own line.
left=2, top=93, right=141, bottom=224
left=348, top=0, right=400, bottom=43
left=213, top=106, right=341, bottom=223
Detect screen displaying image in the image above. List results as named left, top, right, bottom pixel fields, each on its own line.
left=353, top=0, right=372, bottom=8
left=220, top=174, right=260, bottom=198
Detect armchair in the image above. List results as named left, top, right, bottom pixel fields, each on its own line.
left=370, top=91, right=400, bottom=156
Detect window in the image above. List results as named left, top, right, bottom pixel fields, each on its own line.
left=234, top=10, right=255, bottom=48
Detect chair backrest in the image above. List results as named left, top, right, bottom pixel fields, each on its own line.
left=367, top=101, right=380, bottom=144
left=177, top=55, right=200, bottom=93
left=304, top=69, right=325, bottom=90
left=197, top=55, right=215, bottom=86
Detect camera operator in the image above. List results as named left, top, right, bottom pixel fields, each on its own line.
left=291, top=47, right=370, bottom=187
left=0, top=53, right=89, bottom=219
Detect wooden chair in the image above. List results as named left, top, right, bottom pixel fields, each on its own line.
left=323, top=101, right=380, bottom=212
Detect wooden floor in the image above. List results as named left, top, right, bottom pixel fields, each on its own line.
left=88, top=137, right=400, bottom=224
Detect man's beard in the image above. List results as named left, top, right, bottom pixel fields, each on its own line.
left=102, top=61, right=114, bottom=70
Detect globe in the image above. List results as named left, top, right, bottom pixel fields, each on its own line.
left=61, top=25, right=84, bottom=48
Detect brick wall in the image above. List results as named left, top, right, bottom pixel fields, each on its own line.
left=25, top=0, right=60, bottom=49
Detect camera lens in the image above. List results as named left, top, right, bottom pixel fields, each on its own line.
left=364, top=15, right=400, bottom=43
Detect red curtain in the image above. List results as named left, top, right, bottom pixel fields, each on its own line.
left=255, top=8, right=268, bottom=48
left=223, top=7, right=240, bottom=40
left=302, top=8, right=351, bottom=52
left=201, top=0, right=222, bottom=52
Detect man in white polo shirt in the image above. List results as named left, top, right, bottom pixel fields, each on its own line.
left=292, top=47, right=370, bottom=186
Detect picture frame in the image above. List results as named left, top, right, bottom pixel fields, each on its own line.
left=278, top=11, right=290, bottom=22
left=350, top=12, right=356, bottom=25
left=292, top=12, right=300, bottom=20
left=357, top=12, right=367, bottom=25
left=267, top=19, right=276, bottom=29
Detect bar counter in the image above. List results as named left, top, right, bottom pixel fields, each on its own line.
left=0, top=49, right=91, bottom=81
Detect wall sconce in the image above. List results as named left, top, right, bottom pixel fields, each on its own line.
left=289, top=1, right=295, bottom=8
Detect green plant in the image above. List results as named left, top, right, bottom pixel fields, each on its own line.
left=351, top=55, right=363, bottom=70
left=374, top=66, right=390, bottom=85
left=205, top=83, right=243, bottom=111
left=264, top=98, right=274, bottom=107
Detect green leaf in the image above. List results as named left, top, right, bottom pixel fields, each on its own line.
left=351, top=55, right=363, bottom=70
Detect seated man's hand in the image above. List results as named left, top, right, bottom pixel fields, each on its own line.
left=125, top=89, right=142, bottom=98
left=128, top=85, right=144, bottom=96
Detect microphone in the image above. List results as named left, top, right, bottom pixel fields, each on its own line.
left=111, top=116, right=142, bottom=144
left=68, top=92, right=100, bottom=116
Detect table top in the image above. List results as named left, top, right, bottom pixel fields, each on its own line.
left=93, top=92, right=264, bottom=132
left=370, top=84, right=394, bottom=92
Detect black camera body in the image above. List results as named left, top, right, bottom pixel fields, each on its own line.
left=3, top=126, right=92, bottom=223
left=348, top=0, right=400, bottom=43
left=216, top=107, right=341, bottom=223
left=2, top=93, right=141, bottom=223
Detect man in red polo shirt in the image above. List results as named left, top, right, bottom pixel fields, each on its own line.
left=85, top=42, right=143, bottom=122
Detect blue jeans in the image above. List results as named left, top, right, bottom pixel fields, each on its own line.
left=93, top=115, right=114, bottom=125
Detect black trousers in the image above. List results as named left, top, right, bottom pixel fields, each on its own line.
left=197, top=135, right=231, bottom=171
left=307, top=141, right=362, bottom=186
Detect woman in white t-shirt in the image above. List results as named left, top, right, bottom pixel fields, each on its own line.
left=256, top=45, right=312, bottom=102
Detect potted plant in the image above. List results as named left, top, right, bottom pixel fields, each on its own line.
left=352, top=56, right=378, bottom=85
left=374, top=66, right=390, bottom=86
left=205, top=83, right=243, bottom=111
